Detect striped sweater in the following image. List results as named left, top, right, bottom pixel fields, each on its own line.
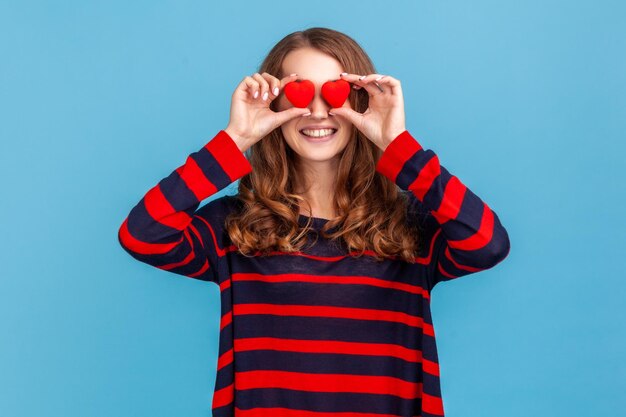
left=118, top=129, right=511, bottom=417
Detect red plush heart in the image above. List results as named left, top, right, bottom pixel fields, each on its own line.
left=284, top=79, right=315, bottom=108
left=321, top=79, right=351, bottom=108
left=284, top=78, right=352, bottom=109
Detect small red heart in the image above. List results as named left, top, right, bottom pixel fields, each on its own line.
left=321, top=79, right=351, bottom=108
left=284, top=79, right=315, bottom=108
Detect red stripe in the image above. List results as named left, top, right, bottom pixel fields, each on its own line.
left=235, top=406, right=403, bottom=417
left=187, top=224, right=204, bottom=249
left=234, top=303, right=427, bottom=330
left=154, top=228, right=210, bottom=277
left=375, top=130, right=422, bottom=182
left=444, top=246, right=482, bottom=273
left=420, top=229, right=443, bottom=277
left=205, top=130, right=253, bottom=181
left=408, top=154, right=441, bottom=201
left=220, top=310, right=232, bottom=331
left=118, top=217, right=182, bottom=255
left=431, top=176, right=464, bottom=224
left=232, top=272, right=429, bottom=300
left=187, top=258, right=209, bottom=278
left=221, top=243, right=434, bottom=270
left=176, top=155, right=218, bottom=201
left=212, top=382, right=234, bottom=409
left=436, top=262, right=456, bottom=279
left=219, top=277, right=232, bottom=292
left=423, top=322, right=435, bottom=337
left=157, top=241, right=194, bottom=270
left=235, top=369, right=422, bottom=400
left=422, top=358, right=440, bottom=377
left=235, top=337, right=423, bottom=364
left=421, top=391, right=444, bottom=415
left=217, top=347, right=233, bottom=371
left=194, top=215, right=228, bottom=257
left=144, top=183, right=191, bottom=230
left=448, top=202, right=494, bottom=251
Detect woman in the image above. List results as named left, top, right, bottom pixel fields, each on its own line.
left=118, top=27, right=510, bottom=417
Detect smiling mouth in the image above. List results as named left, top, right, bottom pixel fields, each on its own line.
left=299, top=128, right=338, bottom=141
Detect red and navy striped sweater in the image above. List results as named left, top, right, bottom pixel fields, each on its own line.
left=118, top=129, right=510, bottom=417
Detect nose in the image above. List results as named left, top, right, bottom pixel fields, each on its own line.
left=308, top=88, right=332, bottom=118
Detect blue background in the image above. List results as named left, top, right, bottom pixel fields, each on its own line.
left=1, top=1, right=624, bottom=416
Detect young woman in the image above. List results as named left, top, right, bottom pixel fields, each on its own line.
left=118, top=27, right=510, bottom=417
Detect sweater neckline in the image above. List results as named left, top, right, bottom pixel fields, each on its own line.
left=298, top=214, right=340, bottom=232
left=298, top=214, right=331, bottom=223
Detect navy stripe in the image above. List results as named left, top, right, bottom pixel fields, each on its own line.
left=118, top=129, right=511, bottom=417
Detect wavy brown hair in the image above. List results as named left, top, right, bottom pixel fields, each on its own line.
left=224, top=27, right=423, bottom=263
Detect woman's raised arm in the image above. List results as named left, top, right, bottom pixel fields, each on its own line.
left=117, top=130, right=252, bottom=283
left=376, top=130, right=511, bottom=291
left=117, top=70, right=314, bottom=283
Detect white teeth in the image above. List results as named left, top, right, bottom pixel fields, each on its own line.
left=301, top=128, right=337, bottom=137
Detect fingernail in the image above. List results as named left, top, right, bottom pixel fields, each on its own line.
left=340, top=72, right=348, bottom=76
left=262, top=91, right=268, bottom=101
left=328, top=111, right=334, bottom=116
left=254, top=90, right=259, bottom=98
left=273, top=87, right=279, bottom=95
left=358, top=75, right=366, bottom=80
left=301, top=111, right=311, bottom=117
left=289, top=73, right=298, bottom=76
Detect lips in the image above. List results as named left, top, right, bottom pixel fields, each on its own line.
left=299, top=126, right=338, bottom=133
left=299, top=126, right=339, bottom=137
left=299, top=129, right=337, bottom=142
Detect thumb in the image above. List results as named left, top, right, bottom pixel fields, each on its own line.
left=275, top=107, right=312, bottom=126
left=328, top=107, right=361, bottom=125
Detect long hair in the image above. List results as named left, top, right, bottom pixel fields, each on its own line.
left=224, top=27, right=422, bottom=263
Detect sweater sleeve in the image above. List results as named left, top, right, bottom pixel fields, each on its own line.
left=375, top=130, right=511, bottom=291
left=117, top=130, right=252, bottom=284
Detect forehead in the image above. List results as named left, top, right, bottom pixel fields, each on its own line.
left=281, top=47, right=344, bottom=85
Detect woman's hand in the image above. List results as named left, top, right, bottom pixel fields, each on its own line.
left=225, top=72, right=311, bottom=151
left=328, top=73, right=407, bottom=151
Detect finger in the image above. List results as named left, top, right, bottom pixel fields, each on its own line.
left=241, top=76, right=261, bottom=99
left=261, top=72, right=282, bottom=98
left=251, top=72, right=271, bottom=102
left=327, top=106, right=362, bottom=127
left=352, top=73, right=388, bottom=95
left=339, top=73, right=363, bottom=91
left=279, top=73, right=299, bottom=90
left=370, top=75, right=402, bottom=96
left=275, top=106, right=312, bottom=127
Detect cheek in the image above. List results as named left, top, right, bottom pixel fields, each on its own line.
left=280, top=120, right=297, bottom=136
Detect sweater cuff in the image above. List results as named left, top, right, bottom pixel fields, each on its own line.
left=375, top=130, right=423, bottom=184
left=204, top=130, right=253, bottom=181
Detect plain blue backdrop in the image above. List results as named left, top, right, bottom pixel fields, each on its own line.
left=1, top=1, right=624, bottom=416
